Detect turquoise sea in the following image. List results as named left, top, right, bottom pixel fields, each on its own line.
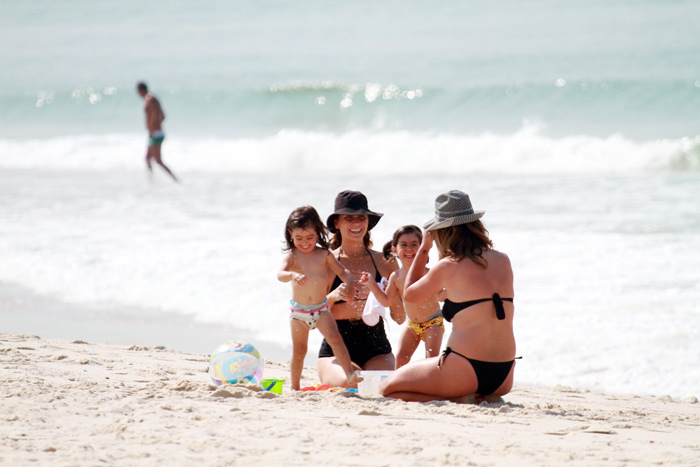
left=1, top=1, right=699, bottom=398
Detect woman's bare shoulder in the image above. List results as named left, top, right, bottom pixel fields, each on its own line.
left=431, top=257, right=456, bottom=275
left=367, top=248, right=384, bottom=262
left=484, top=250, right=513, bottom=278
left=487, top=249, right=511, bottom=265
left=370, top=248, right=398, bottom=274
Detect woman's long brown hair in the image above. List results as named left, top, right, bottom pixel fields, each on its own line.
left=433, top=220, right=493, bottom=268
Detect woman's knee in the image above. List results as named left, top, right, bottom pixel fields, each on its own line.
left=318, top=360, right=349, bottom=386
left=363, top=353, right=395, bottom=371
left=323, top=374, right=349, bottom=387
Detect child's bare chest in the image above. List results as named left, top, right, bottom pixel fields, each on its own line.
left=293, top=252, right=329, bottom=279
left=394, top=269, right=408, bottom=293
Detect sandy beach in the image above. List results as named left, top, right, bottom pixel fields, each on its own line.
left=2, top=333, right=698, bottom=466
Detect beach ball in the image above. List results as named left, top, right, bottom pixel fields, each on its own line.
left=208, top=340, right=264, bottom=386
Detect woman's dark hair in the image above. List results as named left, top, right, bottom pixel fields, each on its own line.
left=382, top=225, right=423, bottom=260
left=433, top=220, right=493, bottom=268
left=328, top=216, right=373, bottom=250
left=283, top=206, right=329, bottom=252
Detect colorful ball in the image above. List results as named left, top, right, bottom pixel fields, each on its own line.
left=208, top=340, right=264, bottom=386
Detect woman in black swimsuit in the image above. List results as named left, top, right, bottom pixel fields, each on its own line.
left=317, top=190, right=405, bottom=387
left=380, top=190, right=517, bottom=402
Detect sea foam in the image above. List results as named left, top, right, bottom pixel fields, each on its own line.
left=1, top=126, right=698, bottom=175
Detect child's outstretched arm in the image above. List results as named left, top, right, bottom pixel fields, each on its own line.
left=359, top=271, right=398, bottom=308
left=277, top=252, right=306, bottom=284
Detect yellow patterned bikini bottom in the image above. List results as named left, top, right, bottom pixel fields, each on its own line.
left=407, top=312, right=444, bottom=341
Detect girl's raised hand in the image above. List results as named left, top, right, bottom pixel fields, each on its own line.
left=359, top=271, right=371, bottom=284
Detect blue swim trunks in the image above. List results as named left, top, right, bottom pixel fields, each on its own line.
left=148, top=129, right=165, bottom=146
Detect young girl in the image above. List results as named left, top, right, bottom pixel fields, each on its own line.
left=278, top=206, right=362, bottom=390
left=360, top=225, right=444, bottom=368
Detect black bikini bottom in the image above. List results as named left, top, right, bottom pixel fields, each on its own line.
left=318, top=319, right=392, bottom=368
left=438, top=347, right=515, bottom=396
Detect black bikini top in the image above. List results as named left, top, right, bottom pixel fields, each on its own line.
left=330, top=248, right=382, bottom=304
left=442, top=293, right=513, bottom=322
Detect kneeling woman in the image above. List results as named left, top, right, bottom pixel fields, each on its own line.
left=380, top=190, right=516, bottom=402
left=318, top=190, right=405, bottom=387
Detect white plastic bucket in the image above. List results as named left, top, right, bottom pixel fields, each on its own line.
left=357, top=370, right=393, bottom=395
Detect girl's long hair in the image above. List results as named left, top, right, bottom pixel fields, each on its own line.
left=283, top=206, right=329, bottom=252
left=433, top=220, right=493, bottom=268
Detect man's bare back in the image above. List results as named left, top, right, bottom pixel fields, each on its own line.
left=144, top=94, right=165, bottom=134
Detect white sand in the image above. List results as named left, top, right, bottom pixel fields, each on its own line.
left=1, top=333, right=698, bottom=466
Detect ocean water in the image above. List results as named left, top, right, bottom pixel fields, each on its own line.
left=1, top=1, right=699, bottom=398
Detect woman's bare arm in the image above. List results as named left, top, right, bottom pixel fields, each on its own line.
left=404, top=232, right=445, bottom=304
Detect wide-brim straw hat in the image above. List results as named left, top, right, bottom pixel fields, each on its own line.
left=423, top=190, right=485, bottom=231
left=326, top=190, right=383, bottom=233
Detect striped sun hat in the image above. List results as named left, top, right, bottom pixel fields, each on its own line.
left=423, top=190, right=485, bottom=231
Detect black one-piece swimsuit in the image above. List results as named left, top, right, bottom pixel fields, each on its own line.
left=318, top=249, right=392, bottom=367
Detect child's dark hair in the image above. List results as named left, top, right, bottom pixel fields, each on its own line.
left=382, top=225, right=423, bottom=260
left=283, top=206, right=329, bottom=252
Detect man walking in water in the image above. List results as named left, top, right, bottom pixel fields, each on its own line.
left=136, top=82, right=178, bottom=182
